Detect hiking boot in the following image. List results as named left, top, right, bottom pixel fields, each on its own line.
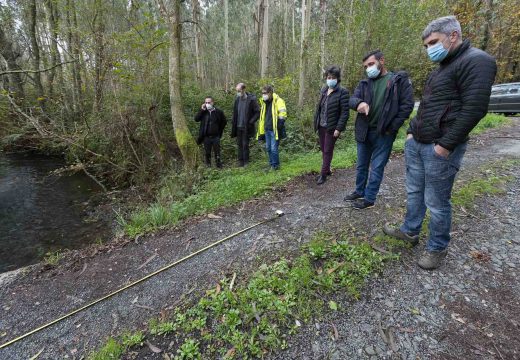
left=351, top=199, right=374, bottom=210
left=382, top=223, right=419, bottom=246
left=344, top=191, right=363, bottom=201
left=417, top=249, right=448, bottom=270
left=316, top=175, right=327, bottom=185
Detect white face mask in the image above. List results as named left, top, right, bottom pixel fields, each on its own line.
left=205, top=103, right=213, bottom=110
left=262, top=94, right=270, bottom=101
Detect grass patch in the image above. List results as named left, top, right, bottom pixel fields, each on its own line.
left=91, top=233, right=394, bottom=359
left=43, top=250, right=63, bottom=266
left=87, top=338, right=124, bottom=360
left=124, top=113, right=509, bottom=237
left=453, top=160, right=517, bottom=209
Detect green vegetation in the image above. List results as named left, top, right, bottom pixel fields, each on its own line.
left=43, top=251, right=63, bottom=266
left=89, top=233, right=394, bottom=359
left=453, top=159, right=517, bottom=209
left=87, top=338, right=123, bottom=360
left=124, top=113, right=509, bottom=237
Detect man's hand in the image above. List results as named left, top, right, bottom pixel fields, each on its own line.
left=406, top=134, right=413, bottom=140
left=357, top=102, right=369, bottom=115
left=434, top=144, right=450, bottom=158
left=333, top=130, right=340, bottom=138
left=201, top=103, right=207, bottom=110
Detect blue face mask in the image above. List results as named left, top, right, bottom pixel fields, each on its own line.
left=366, top=64, right=381, bottom=79
left=326, top=79, right=337, bottom=88
left=427, top=36, right=452, bottom=63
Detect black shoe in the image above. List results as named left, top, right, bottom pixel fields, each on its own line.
left=382, top=223, right=419, bottom=246
left=326, top=170, right=332, bottom=176
left=316, top=175, right=327, bottom=185
left=352, top=199, right=374, bottom=210
left=344, top=191, right=363, bottom=201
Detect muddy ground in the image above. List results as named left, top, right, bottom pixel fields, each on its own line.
left=0, top=118, right=519, bottom=359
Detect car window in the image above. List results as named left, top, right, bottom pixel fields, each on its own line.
left=510, top=88, right=519, bottom=94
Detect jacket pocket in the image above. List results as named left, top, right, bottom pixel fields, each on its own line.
left=436, top=104, right=451, bottom=136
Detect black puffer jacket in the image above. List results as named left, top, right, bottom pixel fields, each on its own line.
left=349, top=71, right=414, bottom=142
left=194, top=107, right=227, bottom=144
left=409, top=40, right=497, bottom=150
left=313, top=86, right=350, bottom=132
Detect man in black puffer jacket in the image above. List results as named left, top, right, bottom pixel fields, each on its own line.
left=194, top=96, right=227, bottom=168
left=346, top=49, right=414, bottom=210
left=384, top=16, right=497, bottom=270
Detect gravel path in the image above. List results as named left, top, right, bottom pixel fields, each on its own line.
left=0, top=119, right=518, bottom=359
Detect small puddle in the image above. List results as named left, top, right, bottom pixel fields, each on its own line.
left=0, top=153, right=112, bottom=273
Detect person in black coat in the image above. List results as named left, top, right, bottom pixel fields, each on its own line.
left=194, top=96, right=227, bottom=168
left=345, top=49, right=414, bottom=209
left=313, top=65, right=350, bottom=185
left=383, top=16, right=497, bottom=270
left=231, top=83, right=260, bottom=166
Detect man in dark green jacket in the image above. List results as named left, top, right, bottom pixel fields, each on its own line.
left=384, top=16, right=497, bottom=270
left=346, top=49, right=414, bottom=209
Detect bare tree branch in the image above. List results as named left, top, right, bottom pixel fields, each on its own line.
left=0, top=60, right=76, bottom=76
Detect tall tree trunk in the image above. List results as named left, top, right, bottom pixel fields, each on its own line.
left=0, top=26, right=24, bottom=102
left=224, top=0, right=230, bottom=90
left=260, top=0, right=269, bottom=78
left=44, top=0, right=62, bottom=99
left=157, top=0, right=199, bottom=168
left=341, top=0, right=355, bottom=73
left=70, top=0, right=83, bottom=109
left=65, top=0, right=79, bottom=114
left=28, top=0, right=44, bottom=103
left=319, top=0, right=327, bottom=71
left=192, top=0, right=204, bottom=87
left=291, top=0, right=296, bottom=46
left=93, top=0, right=105, bottom=114
left=281, top=0, right=288, bottom=74
left=256, top=0, right=265, bottom=76
left=480, top=0, right=493, bottom=51
left=297, top=0, right=311, bottom=107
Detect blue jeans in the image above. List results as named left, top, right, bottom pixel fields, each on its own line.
left=265, top=130, right=279, bottom=168
left=355, top=130, right=396, bottom=203
left=400, top=138, right=467, bottom=251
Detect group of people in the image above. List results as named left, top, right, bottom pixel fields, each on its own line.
left=195, top=15, right=497, bottom=270
left=194, top=83, right=286, bottom=170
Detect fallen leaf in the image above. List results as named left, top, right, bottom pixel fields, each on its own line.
left=295, top=319, right=302, bottom=327
left=410, top=308, right=421, bottom=315
left=331, top=323, right=339, bottom=340
left=0, top=332, right=6, bottom=337
left=162, top=353, right=172, bottom=360
left=131, top=296, right=138, bottom=304
left=327, top=262, right=345, bottom=274
left=316, top=267, right=323, bottom=275
left=329, top=301, right=338, bottom=311
left=215, top=283, right=221, bottom=295
left=225, top=347, right=236, bottom=358
left=146, top=340, right=162, bottom=353
left=451, top=313, right=466, bottom=324
left=229, top=273, right=237, bottom=291
left=207, top=213, right=222, bottom=219
left=29, top=348, right=45, bottom=360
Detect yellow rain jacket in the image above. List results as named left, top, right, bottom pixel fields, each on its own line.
left=257, top=93, right=287, bottom=140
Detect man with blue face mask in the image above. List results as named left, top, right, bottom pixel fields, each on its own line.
left=345, top=50, right=414, bottom=209
left=383, top=16, right=497, bottom=270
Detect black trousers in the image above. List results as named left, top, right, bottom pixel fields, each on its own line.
left=203, top=136, right=222, bottom=167
left=236, top=128, right=249, bottom=166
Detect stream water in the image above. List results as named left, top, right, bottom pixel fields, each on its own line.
left=0, top=153, right=112, bottom=273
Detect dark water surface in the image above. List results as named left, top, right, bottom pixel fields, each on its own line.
left=0, top=153, right=112, bottom=273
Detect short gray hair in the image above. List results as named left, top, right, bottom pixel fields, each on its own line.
left=422, top=16, right=462, bottom=40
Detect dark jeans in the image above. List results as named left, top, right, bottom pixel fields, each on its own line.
left=236, top=128, right=249, bottom=166
left=265, top=130, right=280, bottom=168
left=400, top=138, right=467, bottom=251
left=355, top=130, right=396, bottom=203
left=318, top=127, right=337, bottom=176
left=203, top=136, right=222, bottom=167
